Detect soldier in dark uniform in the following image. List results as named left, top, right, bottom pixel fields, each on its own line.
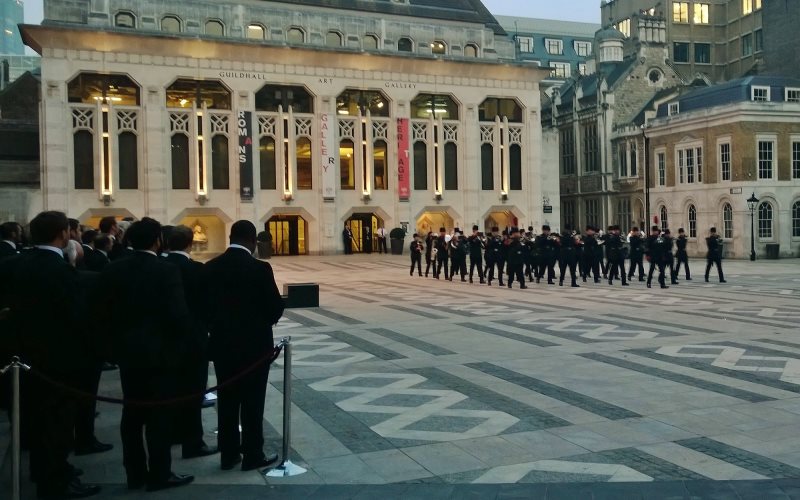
left=534, top=225, right=557, bottom=285
left=424, top=232, right=436, bottom=277
left=434, top=227, right=449, bottom=280
left=663, top=228, right=678, bottom=285
left=674, top=228, right=692, bottom=280
left=485, top=227, right=505, bottom=287
left=601, top=226, right=614, bottom=279
left=627, top=227, right=645, bottom=282
left=704, top=227, right=726, bottom=283
left=505, top=227, right=527, bottom=289
left=362, top=225, right=372, bottom=254
left=606, top=225, right=629, bottom=286
left=448, top=230, right=465, bottom=282
left=409, top=233, right=424, bottom=277
left=342, top=224, right=353, bottom=255
left=645, top=225, right=668, bottom=288
left=558, top=227, right=580, bottom=287
left=467, top=225, right=486, bottom=284
left=580, top=226, right=601, bottom=283
left=524, top=226, right=535, bottom=281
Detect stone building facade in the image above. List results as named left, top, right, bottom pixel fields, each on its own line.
left=18, top=0, right=554, bottom=256
left=646, top=76, right=800, bottom=259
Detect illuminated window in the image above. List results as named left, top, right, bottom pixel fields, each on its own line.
left=166, top=79, right=231, bottom=109
left=411, top=94, right=459, bottom=120
left=431, top=40, right=446, bottom=55
left=479, top=98, right=523, bottom=122
left=693, top=3, right=709, bottom=24
left=336, top=89, right=389, bottom=117
left=68, top=72, right=140, bottom=106
left=615, top=18, right=631, bottom=38
left=673, top=2, right=689, bottom=23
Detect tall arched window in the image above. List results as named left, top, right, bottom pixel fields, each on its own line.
left=296, top=137, right=312, bottom=189
left=259, top=137, right=276, bottom=190
left=410, top=94, right=460, bottom=120
left=660, top=205, right=668, bottom=232
left=413, top=142, right=427, bottom=190
left=161, top=16, right=181, bottom=33
left=205, top=20, right=224, bottom=36
left=464, top=44, right=479, bottom=58
left=722, top=203, right=733, bottom=239
left=247, top=24, right=264, bottom=40
left=115, top=12, right=135, bottom=28
left=373, top=140, right=388, bottom=190
left=688, top=204, right=697, bottom=238
left=758, top=202, right=773, bottom=239
left=118, top=131, right=138, bottom=189
left=509, top=144, right=522, bottom=190
left=74, top=130, right=94, bottom=189
left=326, top=31, right=342, bottom=47
left=340, top=139, right=355, bottom=189
left=398, top=37, right=413, bottom=52
left=287, top=27, right=305, bottom=44
left=211, top=135, right=229, bottom=189
left=479, top=98, right=523, bottom=122
left=444, top=143, right=458, bottom=190
left=481, top=144, right=494, bottom=190
left=793, top=201, right=800, bottom=237
left=364, top=35, right=379, bottom=50
left=171, top=134, right=190, bottom=189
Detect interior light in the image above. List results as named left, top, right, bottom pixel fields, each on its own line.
left=338, top=109, right=349, bottom=115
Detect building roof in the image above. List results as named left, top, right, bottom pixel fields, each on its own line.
left=494, top=15, right=599, bottom=38
left=656, top=75, right=800, bottom=117
left=595, top=26, right=625, bottom=42
left=268, top=0, right=507, bottom=35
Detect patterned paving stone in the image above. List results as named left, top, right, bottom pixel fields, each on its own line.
left=675, top=438, right=800, bottom=479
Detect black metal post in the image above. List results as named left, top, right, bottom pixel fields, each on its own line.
left=750, top=207, right=756, bottom=261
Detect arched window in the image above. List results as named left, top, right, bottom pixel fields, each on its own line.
left=793, top=201, right=800, bottom=237
left=205, top=20, right=224, bottom=37
left=374, top=140, right=388, bottom=190
left=68, top=72, right=140, bottom=106
left=326, top=31, right=342, bottom=47
left=166, top=79, right=231, bottom=110
left=509, top=144, right=522, bottom=190
left=287, top=27, right=305, bottom=44
left=688, top=204, right=697, bottom=238
left=259, top=137, right=276, bottom=190
left=211, top=135, right=229, bottom=189
left=74, top=130, right=94, bottom=189
left=398, top=37, right=413, bottom=52
left=336, top=89, right=389, bottom=117
left=464, top=44, right=479, bottom=58
left=247, top=24, right=264, bottom=40
left=118, top=131, right=138, bottom=189
left=256, top=85, right=314, bottom=113
left=479, top=97, right=523, bottom=122
left=431, top=40, right=447, bottom=55
left=171, top=134, right=190, bottom=189
left=758, top=202, right=773, bottom=239
left=364, top=34, right=379, bottom=50
left=115, top=12, right=135, bottom=28
left=340, top=139, right=355, bottom=190
left=410, top=94, right=459, bottom=120
left=660, top=205, right=668, bottom=232
left=722, top=203, right=733, bottom=239
left=481, top=144, right=494, bottom=190
left=444, top=143, right=458, bottom=190
left=161, top=15, right=181, bottom=33
left=413, top=142, right=427, bottom=190
left=296, top=137, right=312, bottom=189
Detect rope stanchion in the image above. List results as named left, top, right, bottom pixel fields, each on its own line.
left=1, top=356, right=30, bottom=500
left=265, top=336, right=306, bottom=478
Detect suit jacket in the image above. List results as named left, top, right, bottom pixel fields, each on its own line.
left=164, top=253, right=208, bottom=359
left=0, top=248, right=93, bottom=374
left=203, top=247, right=284, bottom=366
left=94, top=251, right=190, bottom=370
left=84, top=248, right=110, bottom=272
left=0, top=241, right=17, bottom=260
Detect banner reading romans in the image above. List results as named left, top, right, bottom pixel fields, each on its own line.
left=397, top=118, right=410, bottom=200
left=320, top=113, right=336, bottom=199
left=237, top=111, right=254, bottom=201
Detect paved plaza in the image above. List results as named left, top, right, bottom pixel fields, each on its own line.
left=2, top=255, right=800, bottom=498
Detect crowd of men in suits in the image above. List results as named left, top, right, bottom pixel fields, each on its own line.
left=0, top=212, right=284, bottom=499
left=409, top=224, right=726, bottom=290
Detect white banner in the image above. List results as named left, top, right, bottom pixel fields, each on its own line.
left=320, top=113, right=336, bottom=199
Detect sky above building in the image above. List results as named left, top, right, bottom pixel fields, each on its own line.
left=22, top=0, right=602, bottom=24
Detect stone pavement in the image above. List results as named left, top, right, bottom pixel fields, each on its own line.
left=2, top=255, right=800, bottom=499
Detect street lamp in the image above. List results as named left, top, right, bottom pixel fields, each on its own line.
left=747, top=192, right=759, bottom=261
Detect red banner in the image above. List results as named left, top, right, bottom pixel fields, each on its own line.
left=397, top=118, right=410, bottom=200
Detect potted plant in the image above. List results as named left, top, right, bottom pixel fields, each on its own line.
left=389, top=227, right=406, bottom=255
left=256, top=230, right=272, bottom=259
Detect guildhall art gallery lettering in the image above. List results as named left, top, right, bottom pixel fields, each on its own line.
left=18, top=0, right=555, bottom=256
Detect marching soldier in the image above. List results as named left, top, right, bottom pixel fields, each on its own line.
left=663, top=228, right=678, bottom=285
left=524, top=226, right=535, bottom=281
left=434, top=227, right=449, bottom=280
left=409, top=234, right=424, bottom=277
left=674, top=228, right=692, bottom=281
left=580, top=226, right=602, bottom=283
left=449, top=230, right=467, bottom=282
left=505, top=227, right=527, bottom=289
left=704, top=227, right=726, bottom=283
left=558, top=227, right=580, bottom=287
left=485, top=227, right=505, bottom=287
left=627, top=227, right=645, bottom=282
left=424, top=231, right=436, bottom=278
left=606, top=225, right=629, bottom=286
left=467, top=225, right=486, bottom=284
left=645, top=225, right=668, bottom=289
left=534, top=226, right=557, bottom=285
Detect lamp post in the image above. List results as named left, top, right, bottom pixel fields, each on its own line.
left=747, top=192, right=759, bottom=261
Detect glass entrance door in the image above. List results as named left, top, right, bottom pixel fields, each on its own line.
left=346, top=214, right=381, bottom=253
left=267, top=215, right=307, bottom=256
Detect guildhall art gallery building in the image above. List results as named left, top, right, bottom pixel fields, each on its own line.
left=19, top=0, right=554, bottom=256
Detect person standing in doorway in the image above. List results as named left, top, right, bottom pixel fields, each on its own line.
left=342, top=224, right=353, bottom=255
left=376, top=226, right=388, bottom=254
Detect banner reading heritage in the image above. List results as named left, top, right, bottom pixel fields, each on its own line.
left=320, top=113, right=336, bottom=199
left=237, top=111, right=254, bottom=201
left=397, top=118, right=410, bottom=200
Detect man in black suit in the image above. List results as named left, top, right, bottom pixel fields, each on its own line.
left=94, top=218, right=194, bottom=492
left=84, top=234, right=111, bottom=272
left=0, top=221, right=22, bottom=259
left=164, top=225, right=218, bottom=460
left=204, top=220, right=284, bottom=471
left=0, top=211, right=100, bottom=499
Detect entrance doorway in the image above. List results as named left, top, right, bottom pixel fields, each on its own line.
left=346, top=213, right=382, bottom=253
left=416, top=211, right=455, bottom=236
left=267, top=215, right=307, bottom=256
left=484, top=211, right=517, bottom=233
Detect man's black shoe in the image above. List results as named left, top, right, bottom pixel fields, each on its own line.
left=183, top=444, right=219, bottom=459
left=146, top=473, right=194, bottom=492
left=720, top=279, right=727, bottom=283
left=221, top=455, right=242, bottom=470
left=39, top=479, right=101, bottom=499
left=242, top=453, right=280, bottom=471
left=74, top=440, right=113, bottom=456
